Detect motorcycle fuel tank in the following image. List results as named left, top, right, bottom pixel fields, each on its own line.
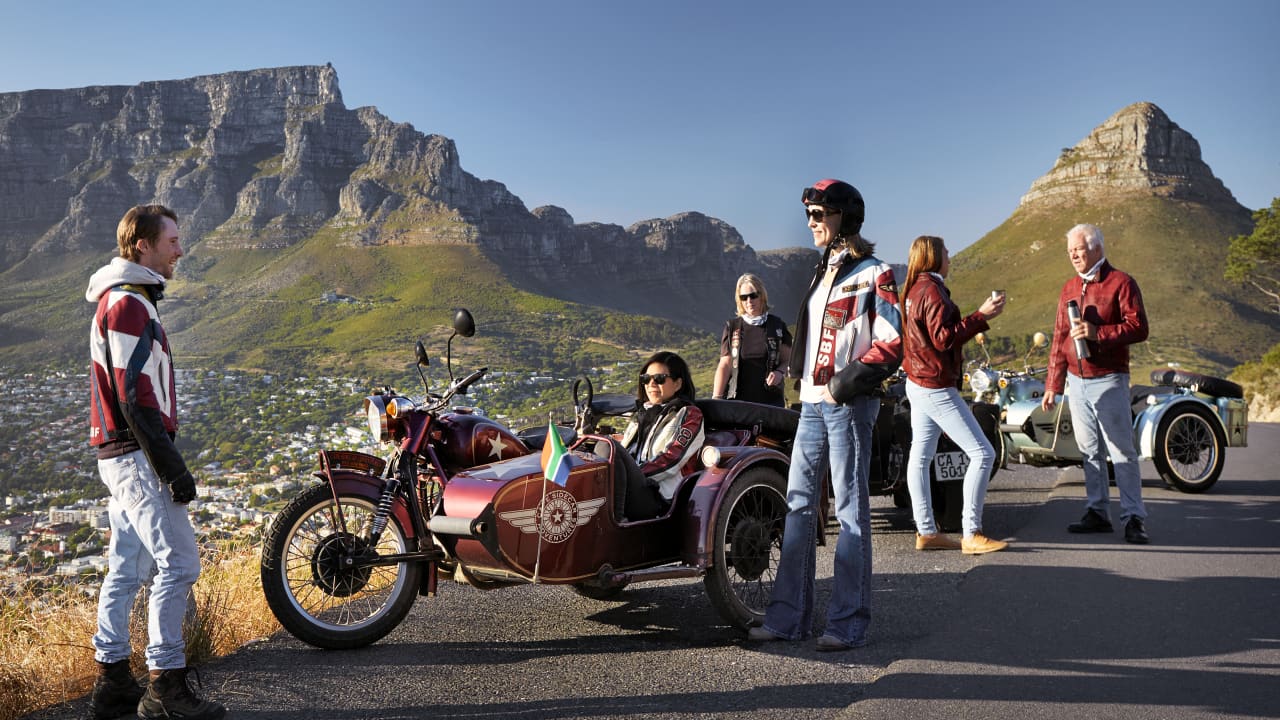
left=432, top=409, right=530, bottom=473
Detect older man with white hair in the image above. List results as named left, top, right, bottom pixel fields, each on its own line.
left=1042, top=223, right=1151, bottom=544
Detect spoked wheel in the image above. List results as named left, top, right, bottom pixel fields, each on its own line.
left=1154, top=404, right=1226, bottom=493
left=705, top=468, right=787, bottom=629
left=261, top=483, right=421, bottom=649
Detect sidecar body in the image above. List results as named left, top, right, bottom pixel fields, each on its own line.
left=426, top=398, right=797, bottom=628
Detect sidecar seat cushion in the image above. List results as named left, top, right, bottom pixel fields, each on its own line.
left=1148, top=369, right=1243, bottom=399
left=695, top=399, right=799, bottom=439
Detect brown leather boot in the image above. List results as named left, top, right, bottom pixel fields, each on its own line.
left=137, top=667, right=226, bottom=720
left=88, top=659, right=145, bottom=720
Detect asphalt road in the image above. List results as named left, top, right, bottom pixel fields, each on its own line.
left=29, top=424, right=1278, bottom=720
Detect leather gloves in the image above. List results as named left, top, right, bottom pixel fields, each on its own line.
left=168, top=471, right=197, bottom=504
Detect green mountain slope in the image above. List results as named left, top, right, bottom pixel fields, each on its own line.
left=161, top=230, right=706, bottom=376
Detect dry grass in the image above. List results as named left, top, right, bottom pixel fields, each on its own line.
left=0, top=541, right=278, bottom=720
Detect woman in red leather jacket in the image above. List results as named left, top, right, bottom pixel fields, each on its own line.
left=900, top=235, right=1008, bottom=554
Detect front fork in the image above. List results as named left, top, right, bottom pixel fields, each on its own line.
left=368, top=448, right=411, bottom=545
left=374, top=448, right=442, bottom=597
left=318, top=446, right=441, bottom=595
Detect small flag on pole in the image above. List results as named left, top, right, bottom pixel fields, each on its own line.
left=540, top=422, right=570, bottom=486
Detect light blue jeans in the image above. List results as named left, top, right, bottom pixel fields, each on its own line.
left=905, top=380, right=996, bottom=537
left=93, top=450, right=201, bottom=670
left=762, top=396, right=876, bottom=646
left=1067, top=373, right=1146, bottom=523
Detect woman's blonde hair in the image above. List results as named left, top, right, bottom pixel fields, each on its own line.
left=901, top=235, right=946, bottom=303
left=734, top=273, right=770, bottom=315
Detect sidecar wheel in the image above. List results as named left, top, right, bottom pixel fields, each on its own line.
left=261, top=483, right=421, bottom=649
left=705, top=467, right=787, bottom=629
left=1153, top=404, right=1226, bottom=493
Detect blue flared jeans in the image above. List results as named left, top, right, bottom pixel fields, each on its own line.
left=762, top=396, right=876, bottom=646
left=905, top=379, right=996, bottom=537
left=93, top=450, right=201, bottom=671
left=1067, top=372, right=1147, bottom=523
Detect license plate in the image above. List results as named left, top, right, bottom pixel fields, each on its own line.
left=932, top=451, right=969, bottom=482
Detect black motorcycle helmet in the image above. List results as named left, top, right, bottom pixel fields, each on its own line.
left=802, top=179, right=865, bottom=237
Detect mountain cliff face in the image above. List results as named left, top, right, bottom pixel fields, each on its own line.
left=0, top=65, right=813, bottom=333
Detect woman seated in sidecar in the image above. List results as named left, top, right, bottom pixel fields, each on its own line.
left=617, top=351, right=705, bottom=520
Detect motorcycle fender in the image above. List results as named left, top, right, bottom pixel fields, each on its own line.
left=1134, top=395, right=1226, bottom=460
left=683, top=448, right=790, bottom=567
left=314, top=469, right=419, bottom=541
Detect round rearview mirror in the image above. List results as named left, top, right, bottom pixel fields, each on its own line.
left=415, top=340, right=429, bottom=366
left=453, top=309, right=476, bottom=338
left=975, top=332, right=986, bottom=345
left=1032, top=331, right=1047, bottom=348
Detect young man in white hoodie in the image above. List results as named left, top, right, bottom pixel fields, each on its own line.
left=85, top=205, right=225, bottom=720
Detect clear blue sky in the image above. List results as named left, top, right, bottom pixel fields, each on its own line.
left=2, top=0, right=1276, bottom=264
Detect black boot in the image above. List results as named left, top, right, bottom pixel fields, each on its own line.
left=87, top=659, right=144, bottom=720
left=136, top=667, right=226, bottom=720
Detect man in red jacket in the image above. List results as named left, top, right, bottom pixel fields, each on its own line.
left=86, top=205, right=225, bottom=720
left=1042, top=223, right=1150, bottom=544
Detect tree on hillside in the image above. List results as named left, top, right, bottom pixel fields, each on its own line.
left=1225, top=197, right=1280, bottom=314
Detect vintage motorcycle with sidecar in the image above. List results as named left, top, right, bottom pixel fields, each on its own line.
left=964, top=332, right=1249, bottom=493
left=260, top=309, right=799, bottom=649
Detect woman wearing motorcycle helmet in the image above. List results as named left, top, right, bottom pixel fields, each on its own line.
left=749, top=179, right=903, bottom=651
left=618, top=351, right=705, bottom=520
left=900, top=235, right=1007, bottom=554
left=711, top=273, right=793, bottom=406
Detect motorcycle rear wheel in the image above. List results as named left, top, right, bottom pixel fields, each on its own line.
left=1153, top=404, right=1226, bottom=493
left=261, top=483, right=422, bottom=649
left=705, top=467, right=787, bottom=629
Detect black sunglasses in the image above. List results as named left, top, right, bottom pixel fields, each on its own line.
left=738, top=292, right=759, bottom=301
left=806, top=207, right=841, bottom=222
left=639, top=372, right=672, bottom=386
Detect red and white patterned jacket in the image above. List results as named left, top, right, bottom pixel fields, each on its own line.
left=788, top=252, right=904, bottom=403
left=620, top=401, right=705, bottom=501
left=86, top=258, right=190, bottom=483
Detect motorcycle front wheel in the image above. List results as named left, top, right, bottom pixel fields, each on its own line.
left=705, top=467, right=787, bottom=629
left=261, top=483, right=422, bottom=649
left=1153, top=404, right=1226, bottom=493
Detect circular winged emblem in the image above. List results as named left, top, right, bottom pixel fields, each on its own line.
left=498, top=490, right=606, bottom=544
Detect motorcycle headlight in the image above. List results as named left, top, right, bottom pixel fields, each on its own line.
left=363, top=395, right=389, bottom=442
left=969, top=369, right=996, bottom=394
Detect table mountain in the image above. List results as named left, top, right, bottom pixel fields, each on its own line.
left=0, top=65, right=815, bottom=371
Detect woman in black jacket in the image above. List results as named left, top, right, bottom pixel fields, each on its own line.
left=711, top=273, right=792, bottom=406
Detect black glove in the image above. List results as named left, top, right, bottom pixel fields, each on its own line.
left=168, top=471, right=197, bottom=504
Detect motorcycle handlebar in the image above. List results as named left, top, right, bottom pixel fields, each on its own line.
left=453, top=367, right=489, bottom=395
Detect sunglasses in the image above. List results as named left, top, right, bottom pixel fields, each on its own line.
left=639, top=373, right=672, bottom=386
left=738, top=292, right=759, bottom=301
left=806, top=207, right=841, bottom=222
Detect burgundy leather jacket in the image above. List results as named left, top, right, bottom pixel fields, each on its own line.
left=1045, top=260, right=1149, bottom=395
left=902, top=273, right=989, bottom=390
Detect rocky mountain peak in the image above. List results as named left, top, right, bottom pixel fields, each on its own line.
left=1019, top=101, right=1238, bottom=209
left=0, top=64, right=818, bottom=335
